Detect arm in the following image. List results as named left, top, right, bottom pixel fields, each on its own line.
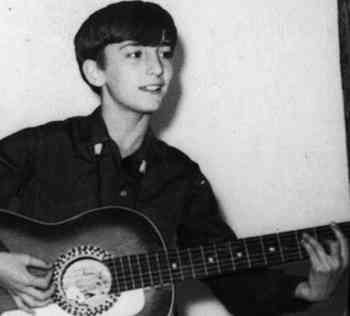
left=0, top=129, right=54, bottom=313
left=0, top=128, right=38, bottom=212
left=176, top=166, right=319, bottom=315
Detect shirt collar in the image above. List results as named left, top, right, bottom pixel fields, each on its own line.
left=72, top=106, right=158, bottom=167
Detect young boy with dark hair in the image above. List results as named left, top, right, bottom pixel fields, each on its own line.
left=0, top=1, right=347, bottom=315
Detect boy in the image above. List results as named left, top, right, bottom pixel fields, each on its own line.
left=0, top=1, right=347, bottom=315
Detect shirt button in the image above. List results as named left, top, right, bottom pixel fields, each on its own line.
left=120, top=189, right=128, bottom=197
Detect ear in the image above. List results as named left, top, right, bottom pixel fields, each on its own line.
left=82, top=59, right=106, bottom=87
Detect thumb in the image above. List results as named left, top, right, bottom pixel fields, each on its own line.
left=295, top=281, right=311, bottom=299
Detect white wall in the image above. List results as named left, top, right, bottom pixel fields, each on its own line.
left=0, top=1, right=348, bottom=315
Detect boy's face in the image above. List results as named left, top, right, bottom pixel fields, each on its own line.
left=98, top=41, right=174, bottom=114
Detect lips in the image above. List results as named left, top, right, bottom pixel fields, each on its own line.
left=139, top=84, right=164, bottom=93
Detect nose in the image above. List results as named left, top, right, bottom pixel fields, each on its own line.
left=146, top=51, right=163, bottom=76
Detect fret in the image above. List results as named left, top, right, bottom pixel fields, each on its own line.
left=200, top=246, right=208, bottom=276
left=294, top=230, right=303, bottom=260
left=228, top=241, right=237, bottom=271
left=113, top=256, right=128, bottom=292
left=178, top=248, right=195, bottom=280
left=104, top=259, right=118, bottom=293
left=242, top=239, right=252, bottom=268
left=126, top=256, right=136, bottom=289
left=231, top=240, right=249, bottom=270
left=244, top=237, right=265, bottom=268
left=278, top=231, right=300, bottom=262
left=144, top=253, right=154, bottom=286
left=202, top=244, right=220, bottom=276
left=276, top=233, right=285, bottom=263
left=295, top=230, right=309, bottom=259
left=138, top=254, right=152, bottom=288
left=121, top=255, right=135, bottom=290
left=135, top=255, right=144, bottom=288
left=216, top=241, right=236, bottom=274
left=158, top=251, right=173, bottom=285
left=259, top=236, right=268, bottom=265
left=213, top=243, right=222, bottom=274
left=130, top=255, right=142, bottom=289
left=262, top=234, right=282, bottom=265
left=176, top=248, right=185, bottom=281
left=189, top=247, right=206, bottom=278
left=167, top=250, right=182, bottom=282
left=148, top=252, right=162, bottom=287
left=187, top=248, right=196, bottom=278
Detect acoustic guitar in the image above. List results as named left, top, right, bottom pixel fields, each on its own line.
left=0, top=206, right=347, bottom=316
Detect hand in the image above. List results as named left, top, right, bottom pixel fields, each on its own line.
left=295, top=223, right=349, bottom=302
left=0, top=252, right=54, bottom=314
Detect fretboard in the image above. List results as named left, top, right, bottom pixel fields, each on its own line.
left=103, top=222, right=350, bottom=293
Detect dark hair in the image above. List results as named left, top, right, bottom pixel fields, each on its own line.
left=74, top=1, right=178, bottom=94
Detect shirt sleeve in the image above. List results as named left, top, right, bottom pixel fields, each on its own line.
left=176, top=165, right=310, bottom=316
left=0, top=128, right=37, bottom=251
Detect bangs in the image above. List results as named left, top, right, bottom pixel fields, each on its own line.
left=106, top=4, right=177, bottom=48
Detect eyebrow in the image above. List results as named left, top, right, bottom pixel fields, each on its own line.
left=119, top=41, right=140, bottom=50
left=119, top=41, right=172, bottom=50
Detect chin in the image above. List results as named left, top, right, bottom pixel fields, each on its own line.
left=140, top=105, right=161, bottom=114
left=136, top=100, right=163, bottom=113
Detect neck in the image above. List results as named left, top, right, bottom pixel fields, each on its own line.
left=101, top=101, right=150, bottom=158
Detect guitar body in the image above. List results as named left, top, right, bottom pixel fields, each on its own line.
left=0, top=206, right=174, bottom=316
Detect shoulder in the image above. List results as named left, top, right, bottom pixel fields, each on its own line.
left=152, top=138, right=202, bottom=176
left=1, top=115, right=82, bottom=142
left=0, top=115, right=85, bottom=157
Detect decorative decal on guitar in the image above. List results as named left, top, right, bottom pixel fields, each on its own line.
left=53, top=245, right=118, bottom=315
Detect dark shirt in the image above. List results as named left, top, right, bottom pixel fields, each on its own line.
left=0, top=107, right=308, bottom=315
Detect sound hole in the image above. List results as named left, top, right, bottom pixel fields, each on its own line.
left=62, top=258, right=112, bottom=307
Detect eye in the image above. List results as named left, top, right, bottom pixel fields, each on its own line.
left=159, top=48, right=174, bottom=59
left=126, top=50, right=143, bottom=59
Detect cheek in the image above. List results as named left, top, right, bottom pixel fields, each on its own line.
left=164, top=63, right=174, bottom=82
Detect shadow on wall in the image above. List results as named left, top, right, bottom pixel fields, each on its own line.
left=151, top=37, right=185, bottom=136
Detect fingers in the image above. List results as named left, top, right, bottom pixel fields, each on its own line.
left=302, top=233, right=330, bottom=269
left=24, top=284, right=55, bottom=302
left=330, top=223, right=349, bottom=267
left=10, top=285, right=54, bottom=314
left=23, top=255, right=51, bottom=270
left=10, top=292, right=35, bottom=315
left=17, top=254, right=52, bottom=289
left=27, top=270, right=53, bottom=290
left=21, top=292, right=52, bottom=308
left=302, top=223, right=349, bottom=272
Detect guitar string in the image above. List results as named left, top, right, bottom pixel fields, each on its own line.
left=0, top=226, right=346, bottom=297
left=41, top=245, right=308, bottom=294
left=105, top=238, right=341, bottom=292
left=0, top=242, right=312, bottom=299
left=56, top=226, right=349, bottom=292
left=0, top=240, right=339, bottom=302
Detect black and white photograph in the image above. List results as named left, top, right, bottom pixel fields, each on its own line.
left=0, top=1, right=349, bottom=315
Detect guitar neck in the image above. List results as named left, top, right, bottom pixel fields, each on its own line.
left=104, top=221, right=350, bottom=293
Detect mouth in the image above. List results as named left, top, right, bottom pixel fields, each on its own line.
left=139, top=84, right=164, bottom=94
